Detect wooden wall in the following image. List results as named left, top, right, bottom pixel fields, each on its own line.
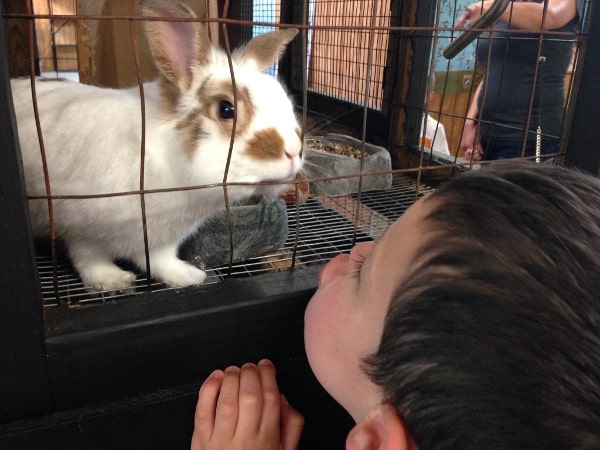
left=307, top=0, right=391, bottom=110
left=2, top=0, right=35, bottom=77
left=429, top=76, right=475, bottom=157
left=33, top=0, right=78, bottom=73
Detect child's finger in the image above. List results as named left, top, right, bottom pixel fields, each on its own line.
left=235, top=363, right=264, bottom=435
left=213, top=366, right=241, bottom=439
left=256, top=359, right=282, bottom=431
left=279, top=394, right=304, bottom=450
left=194, top=370, right=225, bottom=442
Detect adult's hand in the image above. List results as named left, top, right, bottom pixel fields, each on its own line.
left=460, top=120, right=483, bottom=162
left=455, top=1, right=491, bottom=29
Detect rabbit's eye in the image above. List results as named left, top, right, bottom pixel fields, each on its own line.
left=219, top=100, right=235, bottom=119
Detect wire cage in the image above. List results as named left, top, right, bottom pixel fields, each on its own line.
left=6, top=0, right=439, bottom=308
left=14, top=0, right=591, bottom=308
left=0, top=0, right=597, bottom=446
left=35, top=180, right=433, bottom=306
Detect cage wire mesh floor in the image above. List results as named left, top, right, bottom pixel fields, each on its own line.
left=37, top=175, right=434, bottom=306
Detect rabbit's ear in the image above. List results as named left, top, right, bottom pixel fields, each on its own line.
left=234, top=28, right=298, bottom=72
left=141, top=0, right=210, bottom=93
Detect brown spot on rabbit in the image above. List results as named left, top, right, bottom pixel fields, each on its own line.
left=177, top=81, right=256, bottom=158
left=196, top=79, right=255, bottom=138
left=246, top=128, right=286, bottom=159
left=159, top=77, right=181, bottom=115
left=176, top=107, right=208, bottom=158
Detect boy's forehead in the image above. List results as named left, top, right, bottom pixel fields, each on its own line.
left=368, top=198, right=432, bottom=290
left=377, top=197, right=430, bottom=244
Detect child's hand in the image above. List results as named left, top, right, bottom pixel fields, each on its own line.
left=191, top=359, right=304, bottom=450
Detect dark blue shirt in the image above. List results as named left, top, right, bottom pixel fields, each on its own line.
left=476, top=0, right=585, bottom=143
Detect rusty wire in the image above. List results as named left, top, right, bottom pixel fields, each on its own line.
left=128, top=0, right=152, bottom=288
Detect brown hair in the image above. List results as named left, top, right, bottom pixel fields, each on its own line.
left=365, top=161, right=600, bottom=448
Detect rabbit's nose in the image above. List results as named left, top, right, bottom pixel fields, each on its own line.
left=285, top=133, right=303, bottom=158
left=285, top=147, right=302, bottom=171
left=285, top=146, right=301, bottom=160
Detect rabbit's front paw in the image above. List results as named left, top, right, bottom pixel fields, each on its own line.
left=79, top=264, right=137, bottom=291
left=152, top=257, right=207, bottom=287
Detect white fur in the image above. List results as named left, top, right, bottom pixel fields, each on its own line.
left=12, top=23, right=301, bottom=291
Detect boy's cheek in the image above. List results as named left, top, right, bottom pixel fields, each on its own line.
left=304, top=296, right=333, bottom=371
left=303, top=299, right=321, bottom=356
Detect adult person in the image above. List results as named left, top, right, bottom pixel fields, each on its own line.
left=458, top=0, right=585, bottom=161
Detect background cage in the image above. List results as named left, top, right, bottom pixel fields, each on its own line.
left=1, top=0, right=598, bottom=448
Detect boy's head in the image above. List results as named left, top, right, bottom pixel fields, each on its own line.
left=304, top=161, right=600, bottom=449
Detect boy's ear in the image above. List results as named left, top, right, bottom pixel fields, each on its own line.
left=346, top=404, right=417, bottom=450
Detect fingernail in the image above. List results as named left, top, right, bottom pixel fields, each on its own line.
left=224, top=366, right=240, bottom=374
left=210, top=369, right=225, bottom=380
left=258, top=359, right=273, bottom=367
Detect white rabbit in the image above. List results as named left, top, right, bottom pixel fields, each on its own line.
left=12, top=0, right=302, bottom=291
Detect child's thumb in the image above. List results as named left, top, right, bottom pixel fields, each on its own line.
left=280, top=394, right=304, bottom=450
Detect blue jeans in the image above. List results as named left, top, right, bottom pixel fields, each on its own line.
left=481, top=138, right=560, bottom=160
